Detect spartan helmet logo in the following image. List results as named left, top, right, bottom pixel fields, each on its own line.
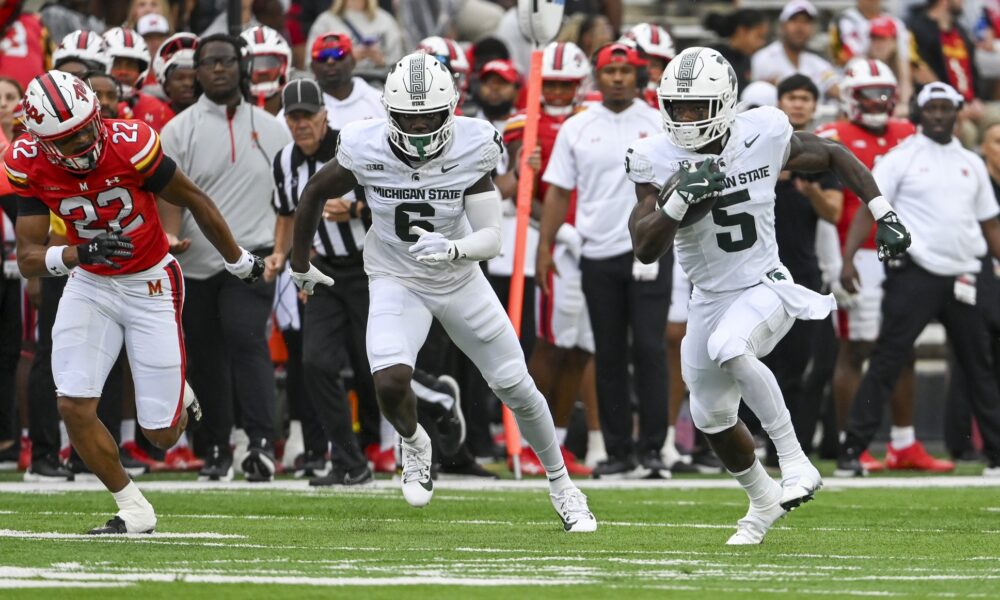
left=674, top=49, right=702, bottom=92
left=406, top=53, right=428, bottom=101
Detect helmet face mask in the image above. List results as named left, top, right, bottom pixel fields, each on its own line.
left=23, top=71, right=107, bottom=173
left=383, top=53, right=458, bottom=161
left=36, top=114, right=106, bottom=172
left=841, top=58, right=897, bottom=130
left=658, top=47, right=737, bottom=150
left=540, top=42, right=589, bottom=116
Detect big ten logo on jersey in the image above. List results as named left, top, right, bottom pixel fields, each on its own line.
left=366, top=163, right=384, bottom=171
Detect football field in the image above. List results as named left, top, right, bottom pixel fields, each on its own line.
left=0, top=467, right=998, bottom=599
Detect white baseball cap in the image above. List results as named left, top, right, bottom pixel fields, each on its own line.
left=741, top=81, right=778, bottom=108
left=916, top=82, right=965, bottom=107
left=137, top=13, right=170, bottom=36
left=780, top=0, right=818, bottom=22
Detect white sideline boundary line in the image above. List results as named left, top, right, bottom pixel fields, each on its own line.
left=1, top=476, right=999, bottom=494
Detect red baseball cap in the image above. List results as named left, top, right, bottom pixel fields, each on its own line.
left=311, top=32, right=353, bottom=62
left=594, top=42, right=648, bottom=71
left=479, top=59, right=521, bottom=85
left=869, top=16, right=897, bottom=39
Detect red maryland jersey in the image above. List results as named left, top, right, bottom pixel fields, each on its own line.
left=0, top=14, right=51, bottom=90
left=815, top=118, right=915, bottom=250
left=4, top=119, right=175, bottom=276
left=504, top=107, right=586, bottom=225
left=120, top=92, right=175, bottom=132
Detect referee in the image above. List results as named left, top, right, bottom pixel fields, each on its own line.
left=837, top=83, right=1000, bottom=477
left=539, top=43, right=672, bottom=478
left=270, top=79, right=374, bottom=486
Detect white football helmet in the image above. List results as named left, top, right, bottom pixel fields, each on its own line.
left=540, top=42, right=589, bottom=116
left=383, top=53, right=459, bottom=161
left=103, top=27, right=151, bottom=96
left=53, top=30, right=111, bottom=73
left=841, top=58, right=897, bottom=129
left=657, top=46, right=738, bottom=150
left=623, top=23, right=675, bottom=63
left=21, top=71, right=106, bottom=172
left=152, top=32, right=198, bottom=87
left=241, top=25, right=292, bottom=98
left=417, top=36, right=470, bottom=90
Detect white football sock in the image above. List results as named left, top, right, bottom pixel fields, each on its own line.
left=547, top=465, right=575, bottom=495
left=723, top=355, right=809, bottom=472
left=120, top=419, right=136, bottom=445
left=890, top=426, right=916, bottom=450
left=59, top=421, right=68, bottom=449
left=730, top=459, right=782, bottom=510
left=380, top=416, right=397, bottom=451
left=21, top=428, right=28, bottom=438
left=402, top=424, right=429, bottom=447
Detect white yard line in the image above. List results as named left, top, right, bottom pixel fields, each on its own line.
left=1, top=476, right=999, bottom=494
left=0, top=529, right=244, bottom=539
left=0, top=579, right=133, bottom=589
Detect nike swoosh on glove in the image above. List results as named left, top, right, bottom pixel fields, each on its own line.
left=874, top=212, right=912, bottom=261
left=290, top=263, right=335, bottom=294
left=409, top=226, right=458, bottom=264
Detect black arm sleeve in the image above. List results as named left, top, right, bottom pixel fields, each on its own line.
left=141, top=154, right=178, bottom=194
left=17, top=196, right=50, bottom=218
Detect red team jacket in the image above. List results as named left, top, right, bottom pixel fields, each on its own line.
left=815, top=118, right=915, bottom=250
left=4, top=119, right=176, bottom=275
left=504, top=107, right=584, bottom=224
left=119, top=92, right=176, bottom=132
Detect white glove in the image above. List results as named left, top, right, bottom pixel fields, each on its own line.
left=632, top=258, right=660, bottom=281
left=830, top=277, right=859, bottom=310
left=554, top=223, right=583, bottom=260
left=290, top=263, right=335, bottom=295
left=224, top=247, right=265, bottom=282
left=409, top=226, right=457, bottom=264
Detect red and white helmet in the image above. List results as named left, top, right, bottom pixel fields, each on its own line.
left=152, top=32, right=198, bottom=87
left=540, top=42, right=589, bottom=116
left=241, top=25, right=292, bottom=98
left=841, top=58, right=897, bottom=129
left=623, top=23, right=675, bottom=63
left=21, top=71, right=106, bottom=172
left=103, top=27, right=151, bottom=70
left=53, top=30, right=111, bottom=73
left=417, top=36, right=470, bottom=90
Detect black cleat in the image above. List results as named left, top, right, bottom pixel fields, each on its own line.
left=118, top=448, right=148, bottom=477
left=691, top=448, right=724, bottom=474
left=591, top=456, right=638, bottom=479
left=432, top=375, right=465, bottom=457
left=242, top=439, right=276, bottom=482
left=639, top=451, right=671, bottom=479
left=198, top=445, right=234, bottom=482
left=294, top=449, right=329, bottom=479
left=87, top=516, right=153, bottom=535
left=834, top=446, right=868, bottom=478
left=24, top=455, right=74, bottom=482
left=310, top=465, right=373, bottom=487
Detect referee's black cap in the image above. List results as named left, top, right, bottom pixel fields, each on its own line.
left=282, top=79, right=324, bottom=114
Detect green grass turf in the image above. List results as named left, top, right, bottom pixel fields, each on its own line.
left=1, top=475, right=999, bottom=598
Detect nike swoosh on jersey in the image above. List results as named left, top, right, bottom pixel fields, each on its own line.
left=744, top=134, right=761, bottom=148
left=441, top=164, right=459, bottom=173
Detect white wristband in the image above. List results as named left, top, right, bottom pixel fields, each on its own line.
left=659, top=190, right=689, bottom=221
left=867, top=195, right=893, bottom=221
left=44, top=245, right=71, bottom=276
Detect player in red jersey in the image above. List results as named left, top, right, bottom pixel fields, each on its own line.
left=7, top=71, right=263, bottom=533
left=816, top=58, right=953, bottom=474
left=500, top=41, right=597, bottom=475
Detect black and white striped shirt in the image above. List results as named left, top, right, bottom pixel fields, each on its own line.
left=272, top=127, right=370, bottom=261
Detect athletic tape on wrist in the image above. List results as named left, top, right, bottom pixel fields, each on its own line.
left=44, top=245, right=71, bottom=276
left=660, top=191, right=689, bottom=221
left=867, top=196, right=893, bottom=221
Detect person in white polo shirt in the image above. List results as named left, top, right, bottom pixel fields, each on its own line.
left=751, top=0, right=840, bottom=101
left=538, top=42, right=671, bottom=479
left=837, top=82, right=1000, bottom=478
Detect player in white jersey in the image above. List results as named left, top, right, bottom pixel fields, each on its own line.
left=287, top=53, right=596, bottom=533
left=628, top=47, right=913, bottom=545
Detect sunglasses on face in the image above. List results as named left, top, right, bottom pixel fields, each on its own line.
left=313, top=41, right=349, bottom=62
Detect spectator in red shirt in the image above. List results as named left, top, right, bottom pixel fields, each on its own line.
left=0, top=1, right=53, bottom=91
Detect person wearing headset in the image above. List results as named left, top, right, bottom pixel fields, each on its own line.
left=158, top=33, right=291, bottom=483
